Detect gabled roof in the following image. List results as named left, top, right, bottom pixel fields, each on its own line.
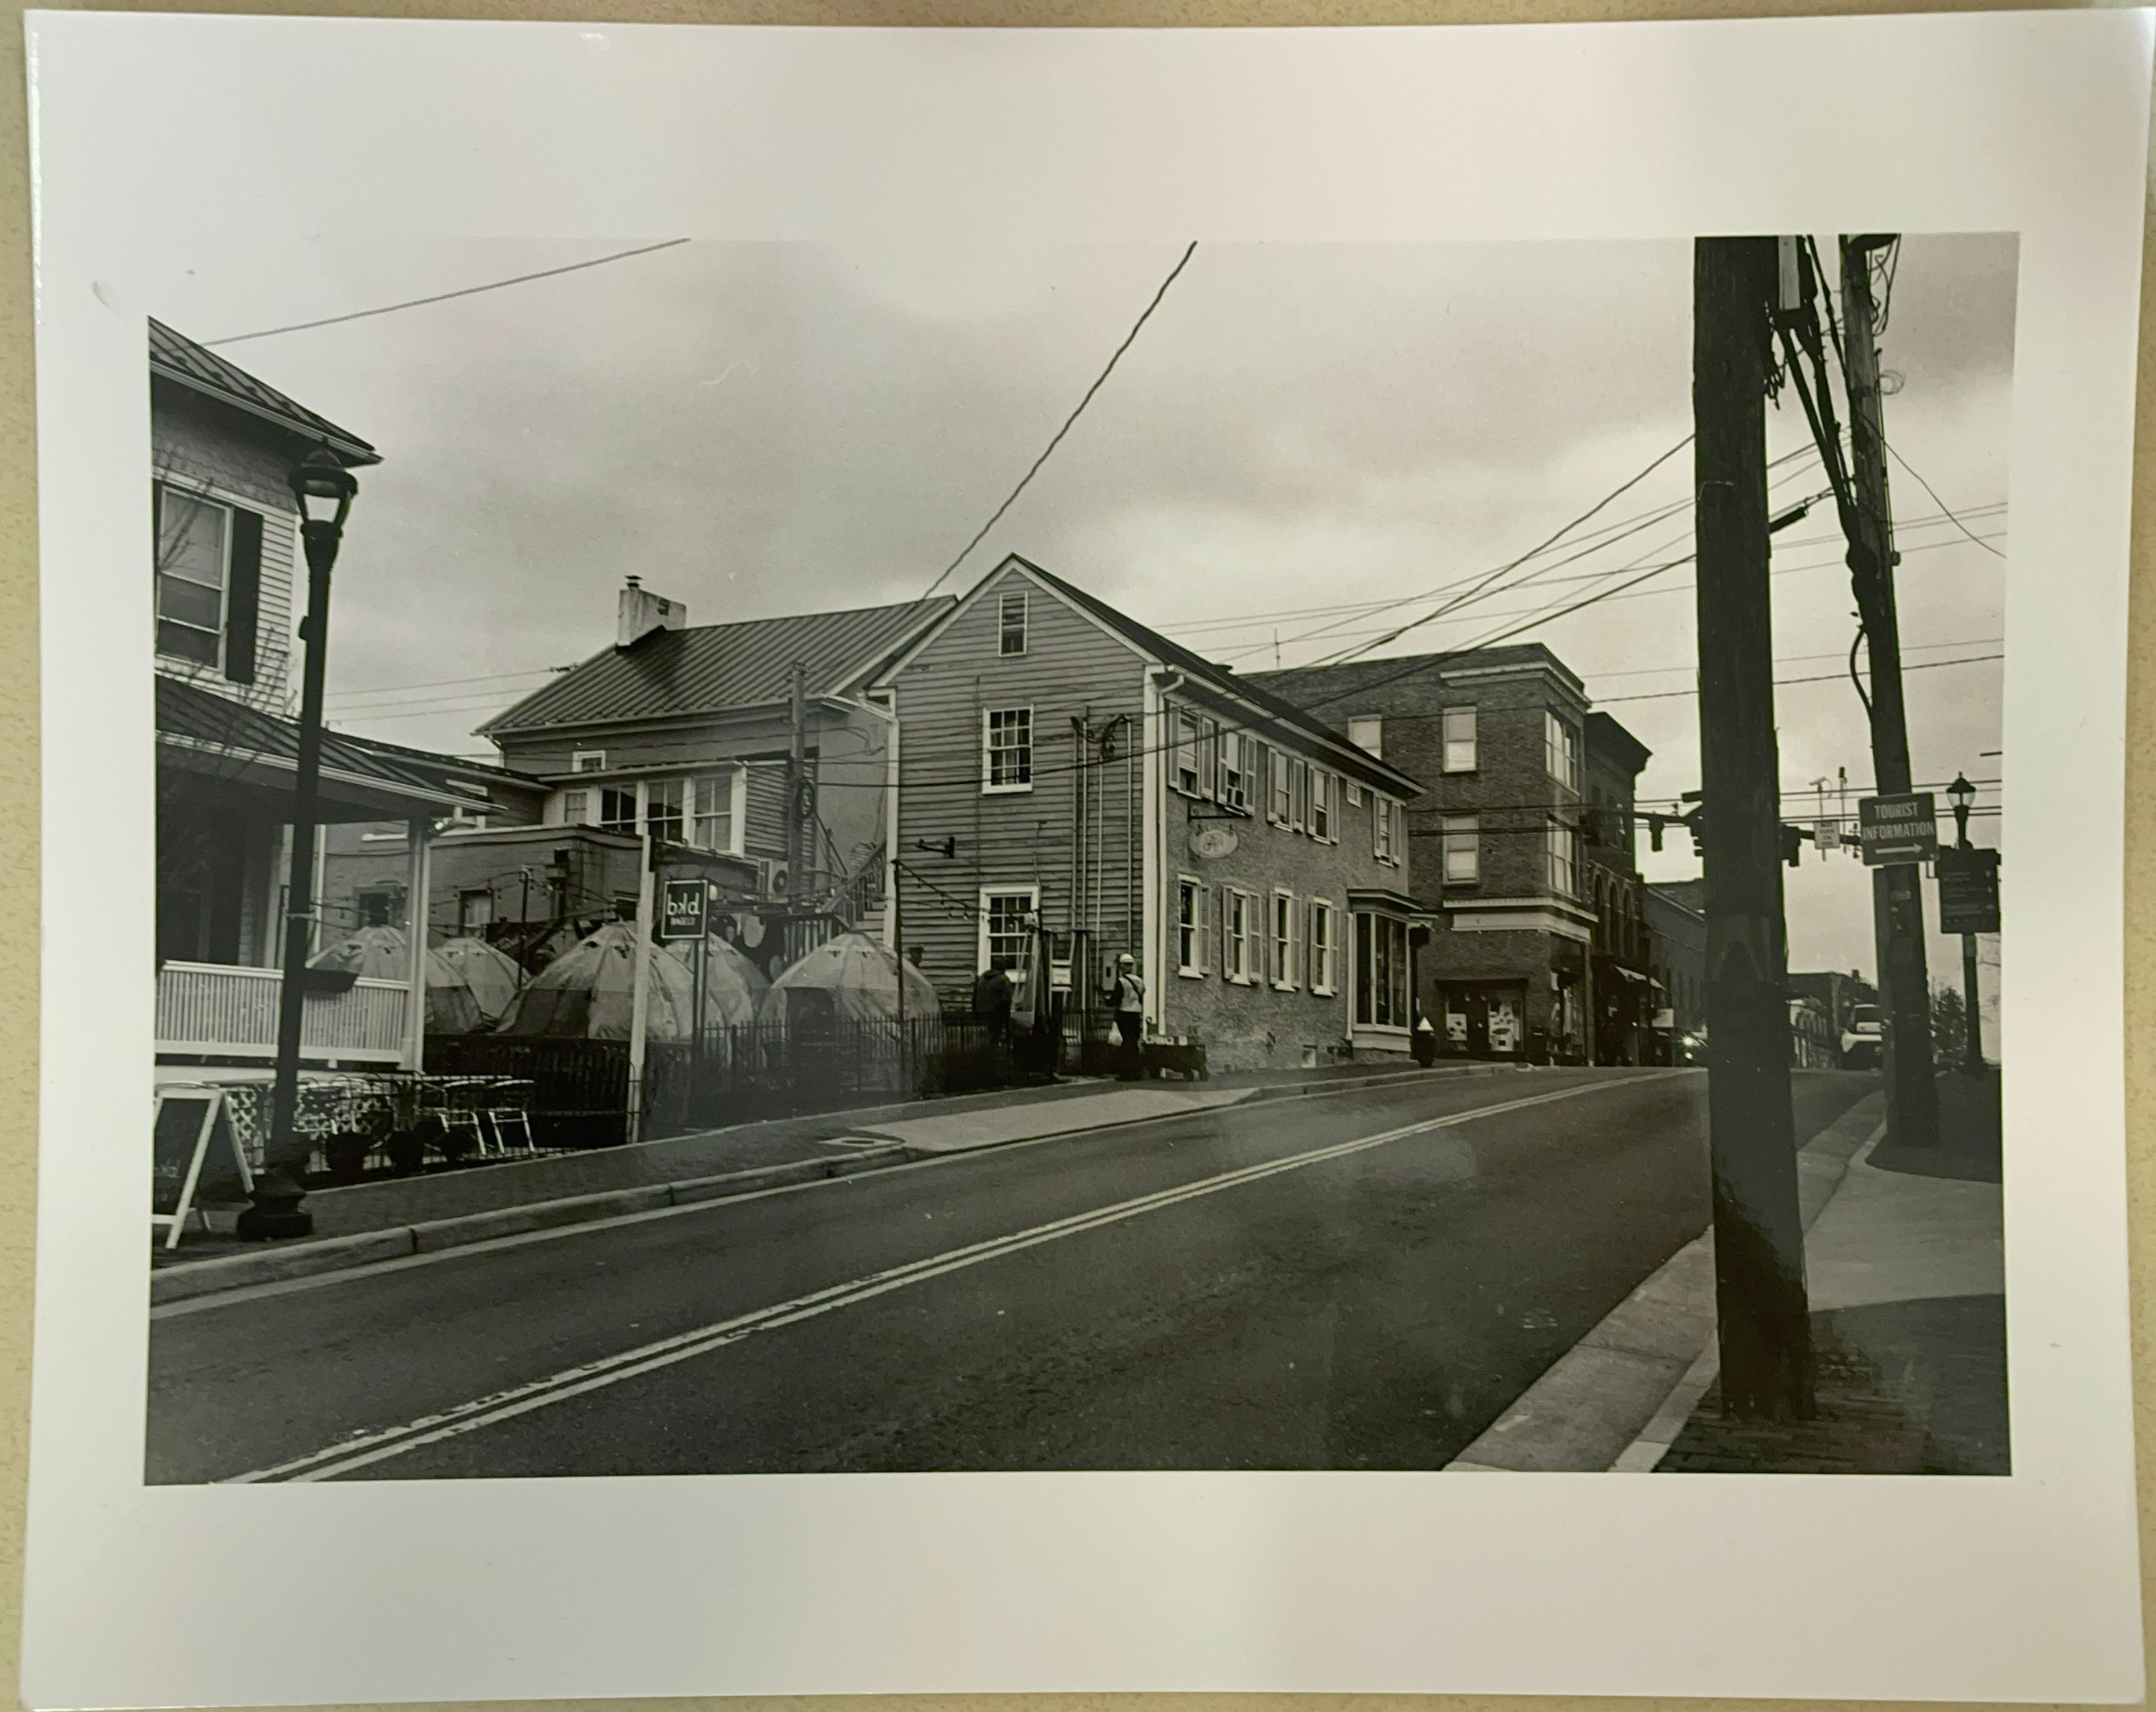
left=158, top=676, right=535, bottom=809
left=479, top=597, right=955, bottom=737
left=887, top=556, right=1422, bottom=798
left=149, top=319, right=379, bottom=467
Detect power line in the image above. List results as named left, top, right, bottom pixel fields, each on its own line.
left=204, top=239, right=694, bottom=347
left=917, top=242, right=1198, bottom=604
left=1596, top=651, right=2001, bottom=705
left=1885, top=441, right=2007, bottom=558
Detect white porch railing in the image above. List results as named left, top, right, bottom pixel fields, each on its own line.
left=156, top=962, right=410, bottom=1064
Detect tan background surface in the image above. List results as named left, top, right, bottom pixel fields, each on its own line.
left=0, top=2, right=2145, bottom=1708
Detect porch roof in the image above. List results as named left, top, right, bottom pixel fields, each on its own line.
left=157, top=677, right=493, bottom=822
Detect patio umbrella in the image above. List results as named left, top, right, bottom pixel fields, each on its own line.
left=758, top=930, right=938, bottom=1026
left=496, top=920, right=697, bottom=1041
left=309, top=924, right=520, bottom=1036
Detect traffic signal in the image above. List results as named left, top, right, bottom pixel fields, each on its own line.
left=1646, top=814, right=1665, bottom=853
left=1780, top=824, right=1807, bottom=867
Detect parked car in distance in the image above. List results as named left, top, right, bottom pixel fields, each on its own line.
left=1840, top=1003, right=1884, bottom=1069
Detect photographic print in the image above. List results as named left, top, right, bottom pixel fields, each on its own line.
left=23, top=11, right=2148, bottom=1707
left=141, top=234, right=2013, bottom=1483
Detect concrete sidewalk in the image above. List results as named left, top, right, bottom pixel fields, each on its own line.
left=152, top=1059, right=1501, bottom=1304
left=1652, top=1129, right=2007, bottom=1474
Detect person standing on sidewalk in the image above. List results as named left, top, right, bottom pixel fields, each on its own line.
left=1107, top=953, right=1147, bottom=1081
left=973, top=959, right=1015, bottom=1051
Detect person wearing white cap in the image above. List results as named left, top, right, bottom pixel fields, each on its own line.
left=1106, top=952, right=1147, bottom=1081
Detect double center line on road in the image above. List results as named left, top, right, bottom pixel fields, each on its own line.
left=227, top=1073, right=1678, bottom=1484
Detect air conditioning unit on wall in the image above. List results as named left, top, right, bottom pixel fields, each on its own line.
left=759, top=859, right=792, bottom=901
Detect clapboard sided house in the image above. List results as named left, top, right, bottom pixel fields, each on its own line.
left=150, top=321, right=534, bottom=1074
left=871, top=555, right=1424, bottom=1072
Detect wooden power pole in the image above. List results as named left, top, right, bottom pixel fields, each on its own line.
left=1841, top=235, right=1941, bottom=1149
left=1692, top=236, right=1813, bottom=1419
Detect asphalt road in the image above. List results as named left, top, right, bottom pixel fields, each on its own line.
left=147, top=1067, right=1874, bottom=1481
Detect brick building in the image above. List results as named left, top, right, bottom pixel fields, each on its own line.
left=1582, top=712, right=1657, bottom=1064
left=872, top=555, right=1424, bottom=1072
left=1252, top=643, right=1622, bottom=1062
left=1645, top=880, right=1707, bottom=1063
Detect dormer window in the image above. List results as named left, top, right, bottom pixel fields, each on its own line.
left=999, top=589, right=1028, bottom=656
left=572, top=750, right=607, bottom=773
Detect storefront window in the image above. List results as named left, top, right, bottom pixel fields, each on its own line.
left=1353, top=911, right=1409, bottom=1028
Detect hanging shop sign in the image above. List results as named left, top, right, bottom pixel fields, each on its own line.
left=659, top=877, right=709, bottom=942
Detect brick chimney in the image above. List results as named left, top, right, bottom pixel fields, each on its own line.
left=617, top=575, right=686, bottom=650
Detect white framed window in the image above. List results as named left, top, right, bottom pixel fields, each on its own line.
left=1176, top=877, right=1209, bottom=976
left=1442, top=707, right=1478, bottom=773
left=1544, top=712, right=1581, bottom=792
left=154, top=487, right=230, bottom=668
left=1547, top=819, right=1580, bottom=896
left=456, top=888, right=494, bottom=936
left=998, top=588, right=1028, bottom=656
left=1216, top=730, right=1250, bottom=814
left=645, top=776, right=687, bottom=845
left=1172, top=709, right=1203, bottom=796
left=1374, top=796, right=1400, bottom=863
left=1291, top=759, right=1311, bottom=832
left=598, top=787, right=637, bottom=834
left=554, top=788, right=592, bottom=827
left=1270, top=748, right=1294, bottom=824
left=1271, top=889, right=1299, bottom=990
left=572, top=750, right=608, bottom=773
left=983, top=706, right=1034, bottom=792
left=978, top=885, right=1039, bottom=973
left=1308, top=899, right=1338, bottom=995
left=1309, top=770, right=1332, bottom=842
left=1443, top=814, right=1480, bottom=885
left=1348, top=716, right=1383, bottom=757
left=1345, top=780, right=1363, bottom=806
left=1223, top=889, right=1256, bottom=984
left=691, top=770, right=745, bottom=855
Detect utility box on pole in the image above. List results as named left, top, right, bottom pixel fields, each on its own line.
left=1692, top=235, right=1813, bottom=1421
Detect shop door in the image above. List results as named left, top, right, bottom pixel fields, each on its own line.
left=1463, top=990, right=1492, bottom=1058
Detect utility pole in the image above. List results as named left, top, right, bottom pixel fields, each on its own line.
left=1692, top=236, right=1813, bottom=1419
left=1841, top=234, right=1941, bottom=1148
left=786, top=661, right=810, bottom=899
left=625, top=829, right=656, bottom=1146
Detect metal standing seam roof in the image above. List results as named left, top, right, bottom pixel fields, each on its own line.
left=157, top=676, right=525, bottom=806
left=149, top=319, right=380, bottom=466
left=478, top=598, right=957, bottom=737
left=1010, top=561, right=1425, bottom=799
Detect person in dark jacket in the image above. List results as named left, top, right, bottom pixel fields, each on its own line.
left=973, top=959, right=1015, bottom=1046
left=1105, top=953, right=1146, bottom=1080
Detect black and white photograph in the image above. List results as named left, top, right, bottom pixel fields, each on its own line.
left=144, top=231, right=2010, bottom=1481
left=23, top=10, right=2150, bottom=1706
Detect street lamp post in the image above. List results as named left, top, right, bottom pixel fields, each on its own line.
left=239, top=448, right=358, bottom=1241
left=1948, top=771, right=1984, bottom=1076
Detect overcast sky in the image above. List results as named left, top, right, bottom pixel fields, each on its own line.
left=147, top=234, right=2012, bottom=996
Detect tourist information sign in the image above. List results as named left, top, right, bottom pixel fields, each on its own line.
left=1858, top=792, right=1938, bottom=866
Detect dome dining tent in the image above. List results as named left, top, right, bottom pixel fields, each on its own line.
left=497, top=920, right=699, bottom=1041
left=690, top=933, right=770, bottom=1029
left=757, top=930, right=938, bottom=1028
left=309, top=924, right=525, bottom=1036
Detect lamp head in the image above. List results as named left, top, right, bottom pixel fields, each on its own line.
left=1947, top=773, right=1976, bottom=814
left=290, top=446, right=358, bottom=531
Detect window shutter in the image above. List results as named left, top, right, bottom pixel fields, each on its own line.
left=1198, top=884, right=1211, bottom=972
left=224, top=506, right=263, bottom=686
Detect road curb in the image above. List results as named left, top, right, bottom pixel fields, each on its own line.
left=1440, top=1091, right=1886, bottom=1475
left=149, top=1062, right=1517, bottom=1306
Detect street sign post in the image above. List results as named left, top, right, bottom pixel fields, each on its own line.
left=1936, top=846, right=2001, bottom=935
left=1858, top=792, right=1938, bottom=866
left=659, top=877, right=709, bottom=942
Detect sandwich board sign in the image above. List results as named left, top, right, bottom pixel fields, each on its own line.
left=1936, top=846, right=2002, bottom=935
left=1858, top=792, right=1939, bottom=866
left=151, top=1085, right=254, bottom=1251
left=659, top=878, right=709, bottom=942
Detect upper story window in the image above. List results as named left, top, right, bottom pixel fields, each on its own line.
left=1216, top=730, right=1250, bottom=814
left=1547, top=818, right=1580, bottom=896
left=691, top=773, right=740, bottom=854
left=1442, top=707, right=1478, bottom=773
left=999, top=589, right=1028, bottom=656
left=1348, top=716, right=1383, bottom=757
left=155, top=483, right=263, bottom=685
left=1442, top=814, right=1480, bottom=885
left=1172, top=710, right=1202, bottom=796
left=1374, top=796, right=1401, bottom=863
left=1545, top=712, right=1581, bottom=793
left=599, top=788, right=638, bottom=834
left=1270, top=747, right=1294, bottom=824
left=572, top=750, right=608, bottom=773
left=1309, top=769, right=1332, bottom=842
left=554, top=771, right=745, bottom=855
left=983, top=706, right=1033, bottom=793
left=646, top=778, right=687, bottom=845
